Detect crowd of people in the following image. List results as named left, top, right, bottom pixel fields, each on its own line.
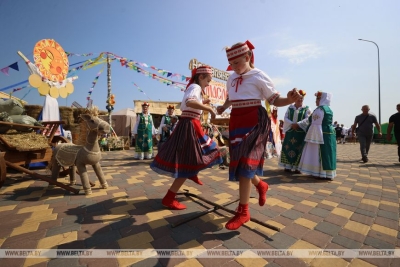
left=128, top=40, right=399, bottom=231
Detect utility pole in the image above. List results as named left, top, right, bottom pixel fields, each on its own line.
left=107, top=53, right=112, bottom=125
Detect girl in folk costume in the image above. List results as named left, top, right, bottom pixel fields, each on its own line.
left=158, top=105, right=177, bottom=151
left=151, top=66, right=222, bottom=210
left=265, top=106, right=282, bottom=159
left=279, top=120, right=285, bottom=140
left=217, top=40, right=301, bottom=230
left=279, top=90, right=311, bottom=173
left=297, top=91, right=337, bottom=180
left=133, top=102, right=157, bottom=160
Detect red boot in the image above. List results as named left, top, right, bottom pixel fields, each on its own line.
left=255, top=180, right=269, bottom=206
left=162, top=190, right=186, bottom=210
left=188, top=175, right=203, bottom=185
left=225, top=203, right=250, bottom=230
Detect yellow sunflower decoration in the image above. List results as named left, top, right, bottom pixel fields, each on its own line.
left=18, top=39, right=76, bottom=98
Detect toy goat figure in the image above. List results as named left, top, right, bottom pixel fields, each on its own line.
left=50, top=114, right=111, bottom=195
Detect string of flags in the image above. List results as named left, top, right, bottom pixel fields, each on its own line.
left=128, top=64, right=186, bottom=90
left=107, top=52, right=191, bottom=82
left=1, top=62, right=19, bottom=76
left=66, top=52, right=94, bottom=57
left=132, top=82, right=152, bottom=100
left=12, top=84, right=30, bottom=93
left=0, top=53, right=33, bottom=77
left=86, top=65, right=106, bottom=104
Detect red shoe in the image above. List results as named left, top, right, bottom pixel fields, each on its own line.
left=162, top=190, right=186, bottom=210
left=225, top=203, right=250, bottom=230
left=188, top=175, right=203, bottom=185
left=255, top=180, right=269, bottom=206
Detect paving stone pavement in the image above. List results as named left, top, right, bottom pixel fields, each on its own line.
left=0, top=143, right=399, bottom=267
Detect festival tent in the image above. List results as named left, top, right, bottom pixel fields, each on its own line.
left=100, top=108, right=136, bottom=137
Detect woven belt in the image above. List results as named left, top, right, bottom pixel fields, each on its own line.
left=232, top=100, right=261, bottom=108
left=181, top=110, right=201, bottom=120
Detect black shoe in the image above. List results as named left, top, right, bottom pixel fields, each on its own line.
left=284, top=169, right=292, bottom=172
left=362, top=156, right=368, bottom=163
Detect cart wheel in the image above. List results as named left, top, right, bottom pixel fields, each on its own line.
left=0, top=152, right=6, bottom=188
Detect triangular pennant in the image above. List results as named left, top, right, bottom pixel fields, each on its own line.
left=9, top=62, right=19, bottom=71
left=185, top=77, right=190, bottom=82
left=1, top=67, right=9, bottom=76
left=167, top=72, right=172, bottom=77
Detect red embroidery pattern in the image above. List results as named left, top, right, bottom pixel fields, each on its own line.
left=181, top=110, right=201, bottom=120
left=267, top=93, right=280, bottom=105
left=227, top=46, right=250, bottom=60
left=232, top=100, right=261, bottom=108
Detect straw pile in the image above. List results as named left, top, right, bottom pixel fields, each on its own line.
left=59, top=106, right=74, bottom=126
left=0, top=130, right=49, bottom=151
left=24, top=105, right=42, bottom=119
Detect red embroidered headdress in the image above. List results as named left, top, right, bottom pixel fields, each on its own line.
left=226, top=40, right=255, bottom=71
left=185, top=65, right=213, bottom=90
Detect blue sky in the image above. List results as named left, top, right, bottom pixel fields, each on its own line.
left=0, top=0, right=399, bottom=127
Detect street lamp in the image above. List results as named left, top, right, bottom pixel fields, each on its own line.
left=358, top=38, right=381, bottom=124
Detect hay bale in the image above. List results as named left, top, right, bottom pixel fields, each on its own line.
left=68, top=123, right=80, bottom=143
left=24, top=105, right=42, bottom=120
left=0, top=130, right=49, bottom=151
left=59, top=106, right=74, bottom=126
left=73, top=108, right=87, bottom=123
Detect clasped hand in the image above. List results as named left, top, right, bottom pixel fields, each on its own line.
left=287, top=88, right=302, bottom=102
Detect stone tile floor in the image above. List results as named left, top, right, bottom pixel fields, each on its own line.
left=0, top=143, right=399, bottom=267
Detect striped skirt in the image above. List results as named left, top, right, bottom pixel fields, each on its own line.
left=229, top=104, right=270, bottom=181
left=150, top=117, right=222, bottom=178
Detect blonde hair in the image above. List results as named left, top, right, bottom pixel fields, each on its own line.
left=226, top=42, right=254, bottom=68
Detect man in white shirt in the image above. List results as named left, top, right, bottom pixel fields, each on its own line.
left=341, top=124, right=349, bottom=144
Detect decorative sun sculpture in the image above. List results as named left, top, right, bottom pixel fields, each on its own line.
left=18, top=39, right=76, bottom=98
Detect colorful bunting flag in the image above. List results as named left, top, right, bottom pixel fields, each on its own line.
left=132, top=82, right=152, bottom=100
left=0, top=62, right=19, bottom=76
left=66, top=52, right=94, bottom=57
left=9, top=62, right=19, bottom=71
left=1, top=67, right=9, bottom=76
left=86, top=65, right=105, bottom=105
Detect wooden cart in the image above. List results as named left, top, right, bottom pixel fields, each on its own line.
left=0, top=121, right=79, bottom=194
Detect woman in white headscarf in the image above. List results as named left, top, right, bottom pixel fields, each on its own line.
left=296, top=91, right=336, bottom=180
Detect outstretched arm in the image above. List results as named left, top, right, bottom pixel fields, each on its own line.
left=216, top=98, right=232, bottom=115
left=186, top=101, right=216, bottom=119
left=273, top=89, right=301, bottom=107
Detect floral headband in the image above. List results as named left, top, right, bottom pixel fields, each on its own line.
left=167, top=105, right=175, bottom=110
left=315, top=91, right=323, bottom=98
left=299, top=90, right=306, bottom=97
left=142, top=102, right=150, bottom=107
